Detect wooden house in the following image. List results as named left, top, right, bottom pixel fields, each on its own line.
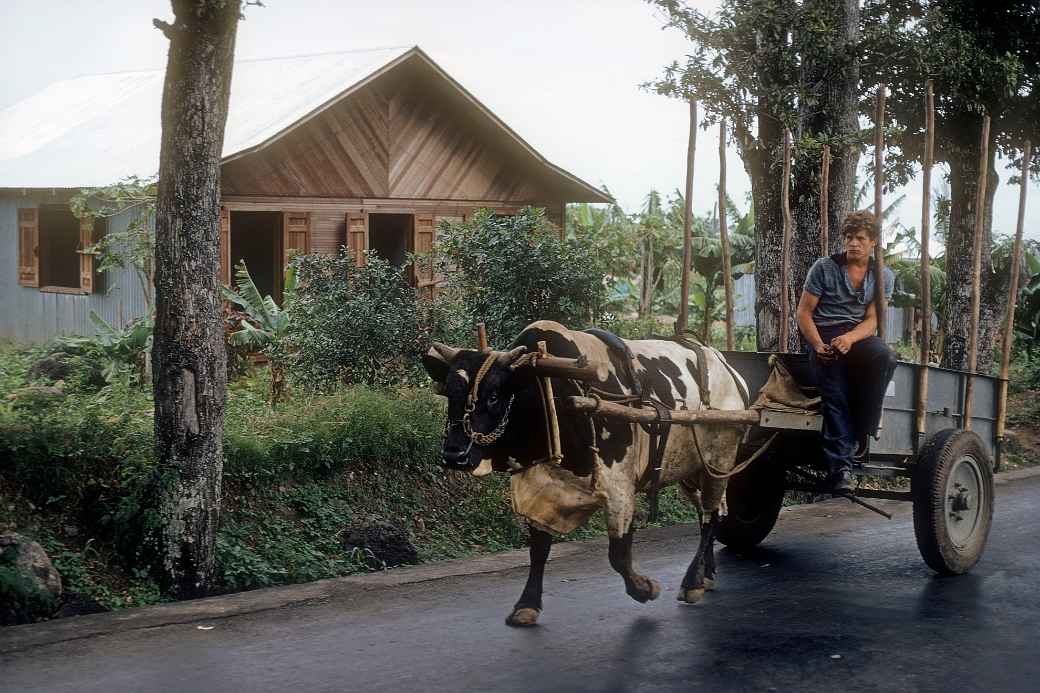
left=0, top=46, right=609, bottom=341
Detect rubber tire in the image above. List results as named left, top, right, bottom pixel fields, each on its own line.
left=912, top=428, right=994, bottom=575
left=717, top=458, right=785, bottom=550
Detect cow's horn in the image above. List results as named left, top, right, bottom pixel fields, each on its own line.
left=431, top=342, right=460, bottom=363
left=496, top=346, right=527, bottom=367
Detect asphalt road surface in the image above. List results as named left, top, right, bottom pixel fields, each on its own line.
left=3, top=475, right=1038, bottom=693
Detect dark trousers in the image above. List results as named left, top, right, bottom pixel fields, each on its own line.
left=807, top=324, right=898, bottom=473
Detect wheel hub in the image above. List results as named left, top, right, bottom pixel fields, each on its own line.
left=945, top=456, right=984, bottom=547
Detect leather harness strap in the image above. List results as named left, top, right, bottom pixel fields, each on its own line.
left=585, top=328, right=684, bottom=524
left=641, top=400, right=673, bottom=523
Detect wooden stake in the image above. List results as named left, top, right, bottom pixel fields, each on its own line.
left=996, top=139, right=1032, bottom=443
left=678, top=100, right=698, bottom=335
left=779, top=129, right=793, bottom=352
left=820, top=144, right=831, bottom=256
left=874, top=84, right=889, bottom=343
left=537, top=341, right=563, bottom=464
left=477, top=322, right=489, bottom=352
left=719, top=119, right=734, bottom=350
left=915, top=81, right=935, bottom=445
left=964, top=114, right=991, bottom=431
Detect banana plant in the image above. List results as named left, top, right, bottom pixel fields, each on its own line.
left=222, top=260, right=297, bottom=404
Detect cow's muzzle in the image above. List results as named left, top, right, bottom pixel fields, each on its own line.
left=441, top=446, right=476, bottom=470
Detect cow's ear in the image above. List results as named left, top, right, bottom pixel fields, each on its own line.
left=422, top=348, right=451, bottom=384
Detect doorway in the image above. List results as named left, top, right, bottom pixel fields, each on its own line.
left=368, top=213, right=413, bottom=268
left=230, top=211, right=282, bottom=303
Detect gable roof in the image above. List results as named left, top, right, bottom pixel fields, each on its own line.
left=0, top=46, right=610, bottom=203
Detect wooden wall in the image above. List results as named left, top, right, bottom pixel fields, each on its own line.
left=221, top=196, right=525, bottom=271
left=220, top=60, right=555, bottom=203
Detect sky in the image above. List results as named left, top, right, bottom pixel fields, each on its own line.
left=1, top=0, right=1036, bottom=242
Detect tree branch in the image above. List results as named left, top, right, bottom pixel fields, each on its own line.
left=153, top=18, right=176, bottom=39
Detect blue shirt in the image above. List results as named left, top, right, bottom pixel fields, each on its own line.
left=803, top=252, right=895, bottom=328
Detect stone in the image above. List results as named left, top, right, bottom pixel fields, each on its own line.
left=27, top=353, right=72, bottom=383
left=343, top=520, right=419, bottom=569
left=6, top=383, right=66, bottom=411
left=0, top=532, right=62, bottom=625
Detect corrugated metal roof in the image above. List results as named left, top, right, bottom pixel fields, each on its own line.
left=0, top=46, right=611, bottom=203
left=0, top=46, right=414, bottom=188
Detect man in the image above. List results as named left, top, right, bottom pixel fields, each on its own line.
left=796, top=210, right=898, bottom=493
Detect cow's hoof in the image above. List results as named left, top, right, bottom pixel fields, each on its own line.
left=626, top=576, right=661, bottom=603
left=677, top=586, right=705, bottom=604
left=505, top=608, right=541, bottom=627
left=704, top=576, right=717, bottom=591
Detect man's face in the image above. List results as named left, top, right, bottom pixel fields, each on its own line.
left=844, top=229, right=876, bottom=261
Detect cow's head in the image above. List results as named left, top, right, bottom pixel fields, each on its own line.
left=423, top=342, right=531, bottom=474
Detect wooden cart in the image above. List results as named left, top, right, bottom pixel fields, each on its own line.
left=713, top=351, right=998, bottom=575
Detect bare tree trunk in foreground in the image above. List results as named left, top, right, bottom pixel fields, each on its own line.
left=152, top=0, right=239, bottom=598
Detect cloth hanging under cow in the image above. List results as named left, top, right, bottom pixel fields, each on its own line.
left=510, top=463, right=602, bottom=535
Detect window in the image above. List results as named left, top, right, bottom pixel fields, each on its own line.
left=18, top=205, right=102, bottom=294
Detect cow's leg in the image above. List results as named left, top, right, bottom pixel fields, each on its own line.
left=506, top=526, right=552, bottom=627
left=608, top=531, right=661, bottom=603
left=677, top=510, right=720, bottom=604
left=703, top=511, right=719, bottom=589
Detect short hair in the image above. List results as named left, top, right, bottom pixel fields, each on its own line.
left=842, top=210, right=881, bottom=241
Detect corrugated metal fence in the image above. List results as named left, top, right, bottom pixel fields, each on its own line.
left=733, top=272, right=908, bottom=343
left=1, top=195, right=150, bottom=342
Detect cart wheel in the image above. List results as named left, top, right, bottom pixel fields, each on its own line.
left=717, top=458, right=785, bottom=550
left=912, top=428, right=994, bottom=575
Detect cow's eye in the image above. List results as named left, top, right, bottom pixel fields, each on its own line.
left=487, top=392, right=499, bottom=407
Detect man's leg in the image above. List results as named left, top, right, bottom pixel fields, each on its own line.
left=847, top=336, right=898, bottom=438
left=809, top=332, right=856, bottom=488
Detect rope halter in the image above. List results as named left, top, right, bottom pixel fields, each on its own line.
left=460, top=352, right=516, bottom=447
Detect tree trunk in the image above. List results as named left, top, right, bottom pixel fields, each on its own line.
left=152, top=0, right=239, bottom=598
left=941, top=115, right=1001, bottom=374
left=750, top=97, right=787, bottom=351
left=790, top=0, right=861, bottom=349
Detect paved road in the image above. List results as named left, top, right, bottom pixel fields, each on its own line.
left=3, top=475, right=1038, bottom=693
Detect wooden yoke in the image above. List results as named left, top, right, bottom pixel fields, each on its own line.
left=566, top=396, right=759, bottom=426
left=536, top=341, right=564, bottom=464
left=964, top=115, right=991, bottom=430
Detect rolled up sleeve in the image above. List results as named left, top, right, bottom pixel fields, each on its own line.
left=803, top=258, right=828, bottom=297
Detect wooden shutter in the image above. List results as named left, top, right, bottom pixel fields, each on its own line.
left=347, top=211, right=367, bottom=268
left=17, top=208, right=39, bottom=287
left=219, top=206, right=231, bottom=285
left=282, top=211, right=311, bottom=262
left=78, top=215, right=95, bottom=293
left=413, top=214, right=435, bottom=298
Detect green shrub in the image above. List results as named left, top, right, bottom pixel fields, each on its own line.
left=1008, top=344, right=1040, bottom=393
left=288, top=251, right=426, bottom=389
left=433, top=208, right=608, bottom=347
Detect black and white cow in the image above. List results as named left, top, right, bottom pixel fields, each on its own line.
left=423, top=320, right=750, bottom=626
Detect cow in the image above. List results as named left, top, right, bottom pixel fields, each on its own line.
left=422, top=320, right=751, bottom=626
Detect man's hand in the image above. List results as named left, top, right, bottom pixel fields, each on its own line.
left=814, top=343, right=837, bottom=362
left=830, top=333, right=853, bottom=355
